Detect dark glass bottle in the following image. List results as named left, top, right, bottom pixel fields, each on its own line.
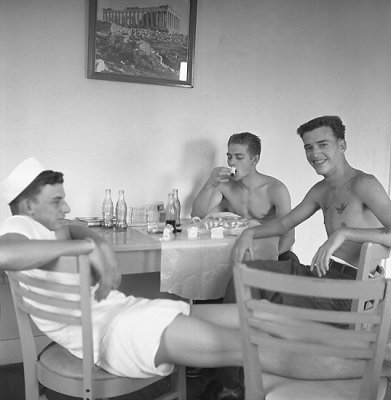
left=173, top=188, right=181, bottom=227
left=102, top=189, right=114, bottom=228
left=165, top=192, right=177, bottom=233
left=115, top=190, right=128, bottom=230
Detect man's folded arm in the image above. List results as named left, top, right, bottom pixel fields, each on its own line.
left=0, top=233, right=95, bottom=271
left=64, top=223, right=122, bottom=291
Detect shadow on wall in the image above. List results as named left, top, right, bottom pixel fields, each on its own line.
left=178, top=139, right=217, bottom=217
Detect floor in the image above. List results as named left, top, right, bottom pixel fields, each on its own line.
left=0, top=363, right=216, bottom=400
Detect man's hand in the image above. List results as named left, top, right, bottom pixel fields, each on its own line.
left=311, top=230, right=346, bottom=276
left=232, top=228, right=255, bottom=263
left=206, top=167, right=232, bottom=187
left=86, top=238, right=121, bottom=301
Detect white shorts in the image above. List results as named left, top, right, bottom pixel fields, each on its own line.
left=97, top=297, right=190, bottom=378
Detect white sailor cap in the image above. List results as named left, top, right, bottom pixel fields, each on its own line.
left=0, top=157, right=46, bottom=204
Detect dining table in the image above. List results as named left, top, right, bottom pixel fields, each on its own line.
left=92, top=220, right=280, bottom=300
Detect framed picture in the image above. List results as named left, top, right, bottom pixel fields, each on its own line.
left=87, top=0, right=197, bottom=88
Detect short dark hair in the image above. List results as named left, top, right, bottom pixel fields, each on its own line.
left=297, top=116, right=345, bottom=139
left=228, top=132, right=261, bottom=157
left=9, top=170, right=64, bottom=214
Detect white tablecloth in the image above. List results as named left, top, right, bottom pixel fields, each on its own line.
left=160, top=237, right=236, bottom=300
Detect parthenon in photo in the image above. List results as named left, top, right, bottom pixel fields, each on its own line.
left=102, top=5, right=181, bottom=33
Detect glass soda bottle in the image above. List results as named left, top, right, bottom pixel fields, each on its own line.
left=115, top=190, right=128, bottom=230
left=173, top=188, right=181, bottom=227
left=102, top=189, right=114, bottom=228
left=165, top=192, right=177, bottom=233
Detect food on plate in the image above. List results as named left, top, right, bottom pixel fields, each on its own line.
left=203, top=213, right=248, bottom=230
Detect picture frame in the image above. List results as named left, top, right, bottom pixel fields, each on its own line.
left=87, top=0, right=197, bottom=88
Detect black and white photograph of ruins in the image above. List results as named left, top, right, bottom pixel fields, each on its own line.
left=88, top=0, right=196, bottom=86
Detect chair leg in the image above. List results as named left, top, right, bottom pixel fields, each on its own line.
left=175, top=366, right=187, bottom=400
left=384, top=379, right=391, bottom=399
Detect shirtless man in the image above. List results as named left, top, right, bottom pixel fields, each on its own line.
left=192, top=132, right=294, bottom=256
left=233, top=115, right=391, bottom=291
left=193, top=132, right=294, bottom=399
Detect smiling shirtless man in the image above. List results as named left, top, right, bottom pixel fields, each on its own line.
left=233, top=116, right=391, bottom=299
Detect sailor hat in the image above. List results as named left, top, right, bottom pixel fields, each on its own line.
left=0, top=157, right=45, bottom=204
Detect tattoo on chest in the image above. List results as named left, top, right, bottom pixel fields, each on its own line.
left=379, top=227, right=391, bottom=235
left=334, top=201, right=349, bottom=215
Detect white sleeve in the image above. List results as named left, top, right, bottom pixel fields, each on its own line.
left=0, top=216, right=35, bottom=239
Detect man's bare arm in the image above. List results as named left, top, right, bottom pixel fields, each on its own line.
left=0, top=233, right=94, bottom=271
left=191, top=167, right=230, bottom=218
left=233, top=188, right=320, bottom=263
left=345, top=174, right=391, bottom=246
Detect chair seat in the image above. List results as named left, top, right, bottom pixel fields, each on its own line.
left=38, top=342, right=168, bottom=398
left=263, top=372, right=389, bottom=400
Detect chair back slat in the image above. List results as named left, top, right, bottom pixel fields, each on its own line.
left=248, top=317, right=378, bottom=345
left=16, top=285, right=81, bottom=311
left=250, top=334, right=374, bottom=359
left=241, top=267, right=385, bottom=299
left=233, top=242, right=391, bottom=400
left=247, top=300, right=382, bottom=325
left=14, top=271, right=80, bottom=294
left=20, top=302, right=81, bottom=325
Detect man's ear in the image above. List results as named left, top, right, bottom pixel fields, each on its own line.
left=19, top=198, right=34, bottom=216
left=340, top=139, right=347, bottom=153
left=252, top=154, right=260, bottom=164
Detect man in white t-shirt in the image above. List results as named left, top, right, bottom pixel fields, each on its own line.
left=0, top=157, right=242, bottom=378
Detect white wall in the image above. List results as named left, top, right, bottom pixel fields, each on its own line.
left=1, top=0, right=390, bottom=264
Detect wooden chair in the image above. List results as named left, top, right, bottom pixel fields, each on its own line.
left=233, top=261, right=391, bottom=400
left=7, top=254, right=186, bottom=400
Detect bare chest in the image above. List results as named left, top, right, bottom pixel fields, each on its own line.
left=223, top=187, right=274, bottom=221
left=321, top=189, right=380, bottom=234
